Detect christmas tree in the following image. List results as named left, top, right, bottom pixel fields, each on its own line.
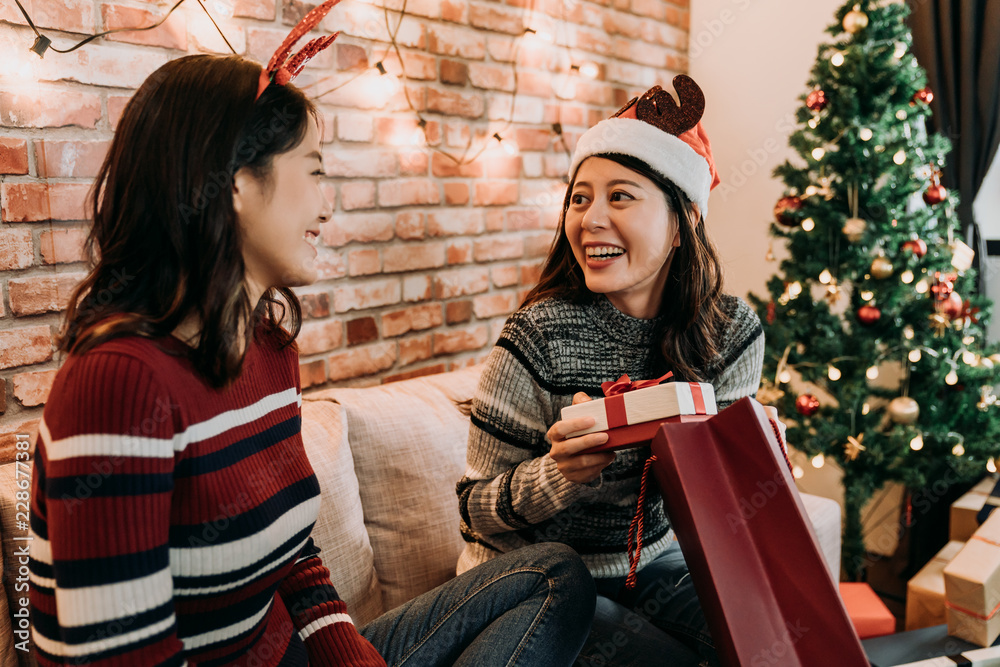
left=750, top=0, right=1000, bottom=580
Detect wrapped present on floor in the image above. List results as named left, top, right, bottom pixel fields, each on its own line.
left=840, top=582, right=896, bottom=638
left=944, top=510, right=1000, bottom=647
left=563, top=373, right=716, bottom=453
left=978, top=476, right=1000, bottom=525
left=951, top=476, right=998, bottom=542
left=905, top=540, right=965, bottom=631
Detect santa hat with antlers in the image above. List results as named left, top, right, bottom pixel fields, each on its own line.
left=568, top=75, right=721, bottom=218
left=255, top=0, right=343, bottom=100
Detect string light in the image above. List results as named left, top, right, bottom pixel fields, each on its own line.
left=894, top=42, right=907, bottom=58
left=952, top=443, right=965, bottom=456
left=963, top=335, right=976, bottom=345
left=812, top=147, right=826, bottom=160
left=862, top=402, right=870, bottom=415
left=989, top=457, right=998, bottom=473
left=860, top=290, right=874, bottom=301
left=903, top=326, right=915, bottom=340
left=908, top=349, right=922, bottom=363
left=963, top=350, right=978, bottom=365
left=819, top=269, right=832, bottom=284
left=896, top=109, right=907, bottom=120
left=946, top=370, right=958, bottom=385
left=910, top=434, right=924, bottom=451
left=801, top=218, right=815, bottom=231
left=901, top=270, right=914, bottom=284
left=811, top=454, right=826, bottom=468
left=808, top=117, right=819, bottom=129
left=915, top=279, right=929, bottom=294
left=866, top=366, right=879, bottom=380
left=831, top=52, right=845, bottom=67
left=859, top=127, right=873, bottom=141
left=493, top=132, right=520, bottom=156
left=779, top=370, right=792, bottom=384
left=788, top=282, right=803, bottom=298
left=828, top=365, right=841, bottom=381
left=793, top=465, right=805, bottom=479
left=893, top=149, right=907, bottom=164
left=571, top=61, right=600, bottom=79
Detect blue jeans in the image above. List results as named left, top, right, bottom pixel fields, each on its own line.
left=361, top=543, right=595, bottom=666
left=575, top=541, right=720, bottom=667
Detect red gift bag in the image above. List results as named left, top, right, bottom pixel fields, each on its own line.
left=644, top=397, right=868, bottom=667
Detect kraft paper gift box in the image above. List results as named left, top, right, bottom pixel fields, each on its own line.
left=906, top=540, right=966, bottom=631
left=951, top=476, right=998, bottom=542
left=562, top=375, right=716, bottom=453
left=944, top=511, right=1000, bottom=647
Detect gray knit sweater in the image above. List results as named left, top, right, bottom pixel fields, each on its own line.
left=456, top=293, right=765, bottom=579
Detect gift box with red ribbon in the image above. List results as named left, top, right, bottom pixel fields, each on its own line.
left=944, top=509, right=1000, bottom=647
left=562, top=373, right=717, bottom=453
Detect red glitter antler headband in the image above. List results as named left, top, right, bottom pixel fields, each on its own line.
left=256, top=0, right=343, bottom=101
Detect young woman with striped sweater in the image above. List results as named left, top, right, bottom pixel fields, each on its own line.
left=28, top=47, right=595, bottom=667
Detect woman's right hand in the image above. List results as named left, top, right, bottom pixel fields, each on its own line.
left=547, top=392, right=615, bottom=484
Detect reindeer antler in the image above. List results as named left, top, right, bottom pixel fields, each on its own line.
left=615, top=75, right=705, bottom=136
left=257, top=0, right=344, bottom=100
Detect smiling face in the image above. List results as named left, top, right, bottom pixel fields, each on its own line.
left=564, top=156, right=680, bottom=319
left=233, top=119, right=331, bottom=302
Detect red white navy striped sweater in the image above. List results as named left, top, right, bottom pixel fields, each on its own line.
left=28, top=326, right=385, bottom=667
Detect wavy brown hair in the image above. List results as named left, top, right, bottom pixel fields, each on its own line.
left=521, top=153, right=730, bottom=381
left=59, top=55, right=316, bottom=387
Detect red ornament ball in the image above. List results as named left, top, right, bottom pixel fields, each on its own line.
left=923, top=184, right=948, bottom=205
left=913, top=87, right=934, bottom=105
left=774, top=196, right=803, bottom=227
left=935, top=291, right=963, bottom=320
left=806, top=89, right=829, bottom=112
left=901, top=239, right=928, bottom=258
left=795, top=394, right=820, bottom=417
left=857, top=305, right=881, bottom=325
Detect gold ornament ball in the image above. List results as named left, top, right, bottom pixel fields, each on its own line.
left=843, top=8, right=869, bottom=33
left=888, top=396, right=920, bottom=425
left=842, top=217, right=866, bottom=242
left=870, top=256, right=893, bottom=279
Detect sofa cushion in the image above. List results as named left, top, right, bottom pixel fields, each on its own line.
left=305, top=365, right=481, bottom=613
left=300, top=400, right=383, bottom=626
left=0, top=462, right=37, bottom=667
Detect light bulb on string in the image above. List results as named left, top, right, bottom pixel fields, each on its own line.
left=524, top=26, right=555, bottom=43
left=862, top=402, right=871, bottom=415
left=779, top=370, right=792, bottom=384
left=808, top=117, right=819, bottom=129
left=866, top=366, right=879, bottom=380
left=963, top=335, right=976, bottom=345
left=802, top=218, right=815, bottom=231
left=903, top=325, right=915, bottom=340
left=493, top=133, right=520, bottom=156
left=828, top=365, right=841, bottom=381
left=896, top=109, right=907, bottom=120
left=894, top=42, right=907, bottom=58
left=364, top=62, right=402, bottom=107
left=893, top=150, right=907, bottom=165
left=788, top=282, right=803, bottom=298
left=989, top=457, right=998, bottom=473
left=573, top=61, right=600, bottom=79
left=793, top=465, right=805, bottom=479
left=860, top=291, right=874, bottom=301
left=811, top=454, right=825, bottom=468
left=831, top=52, right=845, bottom=67
left=859, top=127, right=873, bottom=141
left=901, top=270, right=914, bottom=284
left=963, top=350, right=978, bottom=365
left=946, top=370, right=959, bottom=385
left=953, top=443, right=965, bottom=456
left=908, top=349, right=922, bottom=363
left=819, top=269, right=832, bottom=284
left=812, top=147, right=826, bottom=160
left=915, top=279, right=929, bottom=294
left=910, top=434, right=924, bottom=451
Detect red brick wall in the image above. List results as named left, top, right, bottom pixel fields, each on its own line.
left=0, top=0, right=689, bottom=449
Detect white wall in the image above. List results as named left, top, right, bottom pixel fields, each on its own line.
left=975, top=159, right=1000, bottom=342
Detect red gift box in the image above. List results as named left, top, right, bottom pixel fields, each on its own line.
left=839, top=582, right=896, bottom=638
left=561, top=373, right=716, bottom=453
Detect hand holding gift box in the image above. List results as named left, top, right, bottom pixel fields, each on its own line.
left=561, top=372, right=717, bottom=453
left=944, top=510, right=1000, bottom=647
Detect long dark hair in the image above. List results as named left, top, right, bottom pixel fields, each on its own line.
left=522, top=153, right=730, bottom=381
left=60, top=55, right=317, bottom=387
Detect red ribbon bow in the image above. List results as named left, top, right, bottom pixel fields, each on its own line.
left=601, top=372, right=674, bottom=397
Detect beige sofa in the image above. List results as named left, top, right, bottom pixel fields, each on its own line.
left=0, top=364, right=842, bottom=665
